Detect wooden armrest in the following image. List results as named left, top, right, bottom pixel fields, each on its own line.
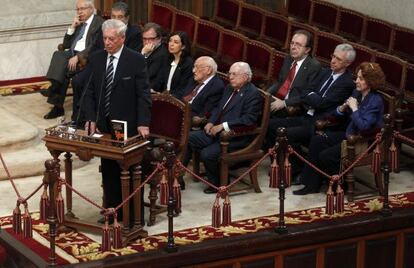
left=286, top=105, right=303, bottom=116
left=220, top=125, right=259, bottom=142
left=346, top=128, right=380, bottom=145
left=192, top=116, right=208, bottom=128
left=315, top=116, right=340, bottom=131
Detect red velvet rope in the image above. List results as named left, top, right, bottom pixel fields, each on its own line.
left=59, top=163, right=164, bottom=216
left=177, top=162, right=218, bottom=190
left=394, top=131, right=414, bottom=147
left=289, top=134, right=382, bottom=182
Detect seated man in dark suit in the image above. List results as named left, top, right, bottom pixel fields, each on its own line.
left=182, top=56, right=225, bottom=118
left=42, top=0, right=103, bottom=119
left=188, top=62, right=263, bottom=193
left=71, top=1, right=142, bottom=124
left=270, top=43, right=356, bottom=182
left=140, top=22, right=169, bottom=93
left=265, top=30, right=321, bottom=146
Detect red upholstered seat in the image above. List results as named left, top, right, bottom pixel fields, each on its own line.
left=364, top=17, right=394, bottom=52
left=194, top=19, right=223, bottom=58
left=270, top=49, right=288, bottom=83
left=286, top=0, right=311, bottom=22
left=314, top=31, right=346, bottom=66
left=217, top=29, right=247, bottom=73
left=236, top=2, right=264, bottom=39
left=336, top=7, right=366, bottom=42
left=151, top=1, right=175, bottom=32
left=347, top=41, right=375, bottom=72
left=374, top=51, right=407, bottom=93
left=392, top=26, right=414, bottom=63
left=260, top=11, right=290, bottom=50
left=172, top=10, right=198, bottom=43
left=245, top=39, right=273, bottom=87
left=213, top=0, right=240, bottom=29
left=309, top=0, right=339, bottom=32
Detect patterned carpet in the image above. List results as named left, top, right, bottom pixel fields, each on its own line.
left=1, top=192, right=414, bottom=265
left=0, top=77, right=50, bottom=96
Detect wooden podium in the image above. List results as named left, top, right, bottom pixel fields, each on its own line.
left=43, top=124, right=150, bottom=244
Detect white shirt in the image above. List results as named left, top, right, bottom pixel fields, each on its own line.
left=68, top=14, right=94, bottom=52
left=166, top=61, right=178, bottom=91
left=189, top=74, right=214, bottom=104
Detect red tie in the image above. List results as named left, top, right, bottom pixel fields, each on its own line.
left=275, top=61, right=297, bottom=100
left=183, top=83, right=203, bottom=102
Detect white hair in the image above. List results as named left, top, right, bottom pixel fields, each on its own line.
left=232, top=61, right=253, bottom=81
left=197, top=56, right=218, bottom=73
left=335, top=43, right=356, bottom=63
left=102, top=19, right=127, bottom=36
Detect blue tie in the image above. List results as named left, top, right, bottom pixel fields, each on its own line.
left=70, top=23, right=87, bottom=54
left=319, top=75, right=334, bottom=97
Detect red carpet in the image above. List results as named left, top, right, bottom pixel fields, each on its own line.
left=0, top=77, right=50, bottom=96
left=1, top=192, right=414, bottom=264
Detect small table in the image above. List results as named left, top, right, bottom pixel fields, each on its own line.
left=43, top=124, right=150, bottom=244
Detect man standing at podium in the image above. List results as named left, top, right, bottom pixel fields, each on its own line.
left=83, top=19, right=151, bottom=223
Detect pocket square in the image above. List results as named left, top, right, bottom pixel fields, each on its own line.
left=122, top=76, right=132, bottom=80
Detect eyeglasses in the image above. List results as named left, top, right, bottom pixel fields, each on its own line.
left=227, top=72, right=245, bottom=77
left=193, top=65, right=209, bottom=70
left=75, top=6, right=90, bottom=12
left=290, top=41, right=306, bottom=48
left=143, top=37, right=158, bottom=41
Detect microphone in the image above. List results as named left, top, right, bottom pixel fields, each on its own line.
left=74, top=69, right=94, bottom=129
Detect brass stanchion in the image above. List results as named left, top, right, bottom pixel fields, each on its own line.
left=275, top=127, right=288, bottom=234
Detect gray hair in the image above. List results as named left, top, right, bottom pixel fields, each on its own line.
left=233, top=61, right=253, bottom=81
left=112, top=1, right=129, bottom=17
left=78, top=0, right=95, bottom=9
left=335, top=43, right=356, bottom=63
left=142, top=22, right=162, bottom=38
left=102, top=19, right=127, bottom=36
left=198, top=56, right=217, bottom=74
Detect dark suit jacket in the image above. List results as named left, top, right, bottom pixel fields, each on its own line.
left=146, top=43, right=169, bottom=92
left=269, top=55, right=321, bottom=107
left=62, top=15, right=104, bottom=60
left=93, top=23, right=143, bottom=52
left=163, top=55, right=194, bottom=99
left=84, top=47, right=151, bottom=137
left=183, top=75, right=225, bottom=117
left=304, top=68, right=355, bottom=116
left=209, top=82, right=262, bottom=129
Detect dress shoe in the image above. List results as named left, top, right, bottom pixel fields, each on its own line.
left=44, top=106, right=64, bottom=119
left=291, top=174, right=303, bottom=186
left=203, top=186, right=218, bottom=194
left=40, top=89, right=49, bottom=97
left=293, top=186, right=319, bottom=195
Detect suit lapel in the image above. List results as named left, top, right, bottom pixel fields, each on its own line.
left=112, top=48, right=127, bottom=89
left=224, top=84, right=247, bottom=113
left=291, top=56, right=311, bottom=88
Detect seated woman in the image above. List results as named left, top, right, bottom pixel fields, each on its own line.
left=293, top=62, right=385, bottom=195
left=162, top=31, right=193, bottom=99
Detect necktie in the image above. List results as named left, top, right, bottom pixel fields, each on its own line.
left=183, top=83, right=203, bottom=103
left=104, top=55, right=115, bottom=117
left=319, top=75, right=334, bottom=97
left=215, top=90, right=239, bottom=124
left=275, top=61, right=297, bottom=100
left=70, top=23, right=87, bottom=54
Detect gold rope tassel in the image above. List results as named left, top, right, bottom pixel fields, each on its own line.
left=211, top=194, right=221, bottom=228
left=173, top=175, right=182, bottom=214
left=326, top=181, right=335, bottom=215
left=23, top=205, right=32, bottom=238
left=101, top=216, right=111, bottom=252
left=12, top=202, right=22, bottom=234
left=335, top=183, right=345, bottom=213
left=389, top=137, right=398, bottom=173
left=284, top=155, right=292, bottom=187
left=159, top=169, right=168, bottom=206
left=55, top=182, right=65, bottom=224
left=269, top=155, right=279, bottom=188
left=371, top=142, right=381, bottom=174
left=112, top=214, right=122, bottom=249
left=222, top=194, right=231, bottom=226
left=39, top=184, right=49, bottom=221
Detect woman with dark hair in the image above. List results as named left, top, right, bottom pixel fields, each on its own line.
left=162, top=31, right=193, bottom=98
left=293, top=62, right=385, bottom=195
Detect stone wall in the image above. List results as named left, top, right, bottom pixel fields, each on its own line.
left=0, top=0, right=75, bottom=80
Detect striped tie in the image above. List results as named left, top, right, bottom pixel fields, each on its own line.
left=104, top=55, right=115, bottom=117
